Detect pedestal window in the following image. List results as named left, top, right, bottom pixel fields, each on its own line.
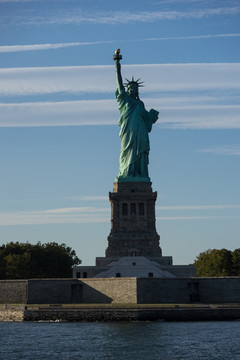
left=139, top=202, right=144, bottom=216
left=131, top=203, right=136, bottom=215
left=122, top=203, right=128, bottom=216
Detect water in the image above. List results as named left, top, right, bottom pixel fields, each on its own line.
left=1, top=321, right=240, bottom=360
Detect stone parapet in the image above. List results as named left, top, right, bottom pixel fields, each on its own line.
left=112, top=182, right=153, bottom=193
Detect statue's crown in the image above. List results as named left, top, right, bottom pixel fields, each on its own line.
left=124, top=76, right=144, bottom=88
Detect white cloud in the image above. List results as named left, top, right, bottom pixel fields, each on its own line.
left=0, top=0, right=35, bottom=2
left=145, top=33, right=240, bottom=41
left=1, top=208, right=239, bottom=226
left=0, top=99, right=239, bottom=129
left=44, top=207, right=108, bottom=214
left=4, top=7, right=240, bottom=26
left=65, top=196, right=109, bottom=201
left=1, top=34, right=239, bottom=53
left=156, top=203, right=240, bottom=221
left=0, top=63, right=239, bottom=96
left=157, top=215, right=240, bottom=220
left=197, top=145, right=240, bottom=155
left=0, top=100, right=117, bottom=127
left=156, top=0, right=228, bottom=4
left=1, top=204, right=239, bottom=226
left=0, top=63, right=239, bottom=129
left=131, top=7, right=240, bottom=22
left=0, top=207, right=109, bottom=226
left=0, top=0, right=69, bottom=2
left=0, top=41, right=115, bottom=53
left=0, top=65, right=114, bottom=96
left=156, top=204, right=240, bottom=210
left=159, top=104, right=240, bottom=129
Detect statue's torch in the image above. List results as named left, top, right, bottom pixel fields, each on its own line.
left=113, top=49, right=122, bottom=61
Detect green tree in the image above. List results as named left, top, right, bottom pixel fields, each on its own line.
left=5, top=252, right=31, bottom=279
left=0, top=242, right=81, bottom=279
left=232, top=248, right=240, bottom=276
left=193, top=248, right=235, bottom=277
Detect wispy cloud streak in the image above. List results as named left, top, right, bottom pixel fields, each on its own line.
left=157, top=215, right=240, bottom=220
left=65, top=196, right=109, bottom=201
left=0, top=204, right=239, bottom=226
left=156, top=204, right=240, bottom=210
left=0, top=63, right=239, bottom=96
left=0, top=0, right=69, bottom=2
left=0, top=65, right=114, bottom=96
left=1, top=100, right=239, bottom=129
left=0, top=63, right=239, bottom=129
left=0, top=41, right=115, bottom=53
left=146, top=33, right=240, bottom=41
left=3, top=7, right=240, bottom=26
left=1, top=34, right=239, bottom=53
left=0, top=100, right=117, bottom=127
left=0, top=207, right=109, bottom=226
left=197, top=145, right=240, bottom=155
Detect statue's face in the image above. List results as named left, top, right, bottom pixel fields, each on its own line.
left=127, top=83, right=138, bottom=97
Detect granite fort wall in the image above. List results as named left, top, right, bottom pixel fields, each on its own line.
left=80, top=278, right=137, bottom=303
left=27, top=278, right=137, bottom=304
left=198, top=278, right=240, bottom=303
left=137, top=278, right=240, bottom=304
left=27, top=279, right=77, bottom=304
left=0, top=277, right=240, bottom=305
left=0, top=280, right=28, bottom=304
left=137, top=278, right=190, bottom=303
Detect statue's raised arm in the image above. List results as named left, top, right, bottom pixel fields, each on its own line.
left=112, top=49, right=159, bottom=183
left=113, top=49, right=124, bottom=93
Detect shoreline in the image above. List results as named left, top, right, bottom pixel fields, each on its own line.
left=1, top=304, right=240, bottom=322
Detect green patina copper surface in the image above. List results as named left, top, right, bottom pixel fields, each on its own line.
left=113, top=50, right=159, bottom=183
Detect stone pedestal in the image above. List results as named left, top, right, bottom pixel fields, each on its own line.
left=105, top=182, right=162, bottom=257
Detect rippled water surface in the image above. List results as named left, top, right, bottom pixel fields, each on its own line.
left=1, top=321, right=240, bottom=360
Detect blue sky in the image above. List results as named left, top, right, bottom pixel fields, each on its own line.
left=0, top=0, right=239, bottom=266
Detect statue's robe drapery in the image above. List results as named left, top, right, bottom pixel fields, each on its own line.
left=116, top=88, right=158, bottom=182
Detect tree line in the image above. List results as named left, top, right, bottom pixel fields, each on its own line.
left=0, top=242, right=81, bottom=279
left=193, top=248, right=240, bottom=277
left=0, top=242, right=239, bottom=279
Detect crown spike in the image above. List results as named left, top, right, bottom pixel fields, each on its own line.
left=123, top=76, right=145, bottom=88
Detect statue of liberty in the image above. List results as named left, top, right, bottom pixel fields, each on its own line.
left=113, top=49, right=159, bottom=182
